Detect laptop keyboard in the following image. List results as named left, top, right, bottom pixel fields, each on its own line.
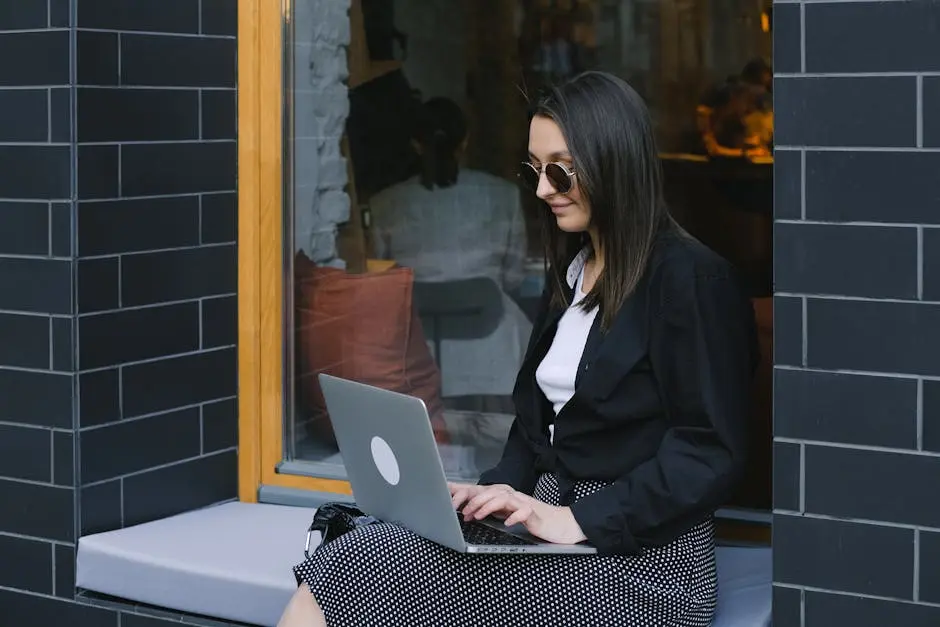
left=459, top=518, right=534, bottom=546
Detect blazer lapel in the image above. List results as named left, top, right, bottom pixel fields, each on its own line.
left=574, top=279, right=650, bottom=401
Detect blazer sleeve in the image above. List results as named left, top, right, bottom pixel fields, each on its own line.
left=569, top=266, right=756, bottom=554
left=478, top=283, right=554, bottom=494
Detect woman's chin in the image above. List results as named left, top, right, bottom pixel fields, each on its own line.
left=554, top=215, right=589, bottom=233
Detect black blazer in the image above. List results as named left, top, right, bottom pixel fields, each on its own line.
left=478, top=230, right=758, bottom=555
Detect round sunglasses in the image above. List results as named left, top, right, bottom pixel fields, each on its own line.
left=519, top=161, right=576, bottom=195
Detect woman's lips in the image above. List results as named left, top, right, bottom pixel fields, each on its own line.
left=549, top=202, right=573, bottom=214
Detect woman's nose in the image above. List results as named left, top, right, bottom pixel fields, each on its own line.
left=535, top=170, right=555, bottom=200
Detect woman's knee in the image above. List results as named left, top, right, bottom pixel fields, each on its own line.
left=277, top=583, right=325, bottom=627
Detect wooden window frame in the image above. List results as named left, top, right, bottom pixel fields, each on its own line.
left=237, top=0, right=351, bottom=502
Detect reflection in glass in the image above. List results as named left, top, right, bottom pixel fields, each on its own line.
left=282, top=0, right=773, bottom=504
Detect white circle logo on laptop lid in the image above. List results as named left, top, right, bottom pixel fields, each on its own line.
left=370, top=436, right=401, bottom=486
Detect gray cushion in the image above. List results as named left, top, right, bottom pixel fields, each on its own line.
left=77, top=502, right=771, bottom=627
left=713, top=546, right=772, bottom=627
left=77, top=502, right=315, bottom=626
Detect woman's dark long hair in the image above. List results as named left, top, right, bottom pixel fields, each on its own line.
left=414, top=97, right=468, bottom=190
left=532, top=71, right=673, bottom=330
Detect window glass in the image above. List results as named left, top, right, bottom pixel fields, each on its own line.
left=282, top=0, right=773, bottom=506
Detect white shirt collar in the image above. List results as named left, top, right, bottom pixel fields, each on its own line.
left=565, top=246, right=592, bottom=289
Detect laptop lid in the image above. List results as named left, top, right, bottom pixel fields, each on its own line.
left=317, top=374, right=468, bottom=552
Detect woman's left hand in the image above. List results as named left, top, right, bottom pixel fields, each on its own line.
left=460, top=488, right=588, bottom=545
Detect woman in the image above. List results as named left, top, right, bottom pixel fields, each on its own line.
left=279, top=71, right=757, bottom=627
left=369, top=97, right=532, bottom=402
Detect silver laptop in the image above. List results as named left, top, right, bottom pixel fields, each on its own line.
left=318, top=374, right=596, bottom=554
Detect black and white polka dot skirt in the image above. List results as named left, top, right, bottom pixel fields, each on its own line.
left=293, top=473, right=717, bottom=626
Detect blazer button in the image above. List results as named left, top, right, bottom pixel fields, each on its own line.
left=583, top=363, right=590, bottom=371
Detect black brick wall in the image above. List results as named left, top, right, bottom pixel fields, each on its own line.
left=773, top=1, right=940, bottom=625
left=0, top=1, right=239, bottom=625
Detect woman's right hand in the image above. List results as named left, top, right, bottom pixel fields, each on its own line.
left=448, top=482, right=513, bottom=513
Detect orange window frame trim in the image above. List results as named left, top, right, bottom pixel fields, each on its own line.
left=237, top=0, right=352, bottom=502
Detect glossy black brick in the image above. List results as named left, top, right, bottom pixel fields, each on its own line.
left=0, top=423, right=50, bottom=482
left=0, top=586, right=117, bottom=627
left=77, top=145, right=119, bottom=200
left=50, top=0, right=69, bottom=28
left=921, top=229, right=940, bottom=301
left=805, top=590, right=940, bottom=627
left=121, top=141, right=236, bottom=196
left=52, top=317, right=73, bottom=371
left=53, top=430, right=73, bottom=486
left=76, top=31, right=119, bottom=86
left=773, top=296, right=802, bottom=367
left=81, top=408, right=201, bottom=484
left=77, top=88, right=199, bottom=143
left=0, top=312, right=48, bottom=368
left=121, top=35, right=236, bottom=88
left=0, top=145, right=70, bottom=200
left=0, top=89, right=47, bottom=142
left=772, top=3, right=800, bottom=74
left=773, top=586, right=801, bottom=627
left=122, top=615, right=187, bottom=627
left=201, top=89, right=236, bottom=140
left=775, top=223, right=917, bottom=299
left=80, top=480, right=122, bottom=535
left=775, top=77, right=916, bottom=148
left=202, top=397, right=236, bottom=453
left=0, top=1, right=48, bottom=30
left=0, top=478, right=72, bottom=541
left=805, top=446, right=940, bottom=528
left=77, top=257, right=119, bottom=313
left=0, top=257, right=71, bottom=314
left=78, top=196, right=199, bottom=256
left=51, top=202, right=72, bottom=257
left=0, top=369, right=71, bottom=428
left=77, top=0, right=199, bottom=33
left=50, top=88, right=71, bottom=143
left=54, top=543, right=75, bottom=598
left=806, top=2, right=940, bottom=73
left=925, top=78, right=940, bottom=149
left=0, top=31, right=70, bottom=86
left=807, top=298, right=940, bottom=377
left=78, top=302, right=200, bottom=369
left=773, top=150, right=800, bottom=220
left=0, top=533, right=52, bottom=594
left=201, top=0, right=237, bottom=36
left=773, top=514, right=913, bottom=598
left=122, top=348, right=236, bottom=418
left=202, top=295, right=236, bottom=349
left=775, top=369, right=917, bottom=449
left=78, top=368, right=121, bottom=427
left=773, top=441, right=800, bottom=512
left=0, top=201, right=47, bottom=256
left=925, top=381, right=940, bottom=454
left=122, top=450, right=236, bottom=528
left=921, top=530, right=940, bottom=604
left=121, top=245, right=236, bottom=307
left=201, top=192, right=236, bottom=243
left=806, top=151, right=940, bottom=224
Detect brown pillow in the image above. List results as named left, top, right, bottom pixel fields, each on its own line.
left=294, top=253, right=448, bottom=445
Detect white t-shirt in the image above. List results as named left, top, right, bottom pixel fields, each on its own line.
left=535, top=250, right=599, bottom=443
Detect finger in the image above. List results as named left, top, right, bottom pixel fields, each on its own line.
left=461, top=488, right=502, bottom=517
left=503, top=506, right=532, bottom=527
left=473, top=494, right=519, bottom=520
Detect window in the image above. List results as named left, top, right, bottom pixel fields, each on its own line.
left=240, top=0, right=774, bottom=529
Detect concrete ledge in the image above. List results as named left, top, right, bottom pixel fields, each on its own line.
left=77, top=501, right=771, bottom=627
